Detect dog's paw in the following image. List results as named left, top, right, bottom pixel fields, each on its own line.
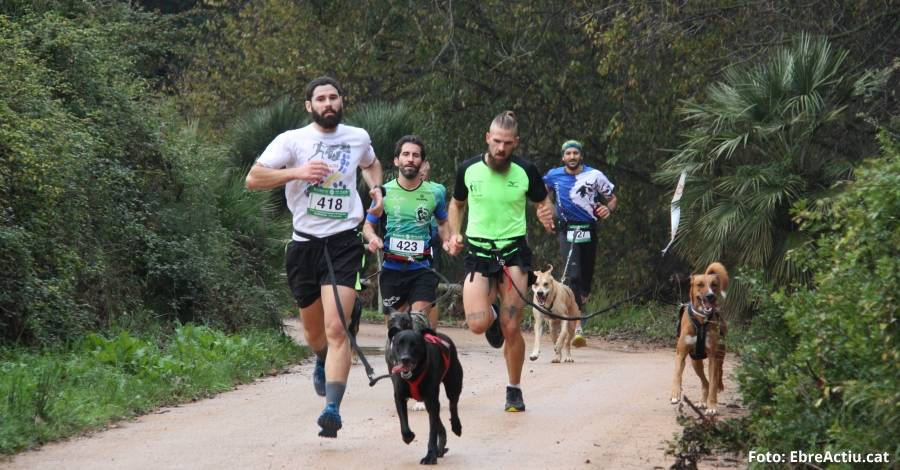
left=529, top=353, right=539, bottom=361
left=564, top=357, right=574, bottom=363
left=451, top=417, right=462, bottom=436
left=402, top=430, right=416, bottom=444
left=670, top=394, right=681, bottom=405
left=551, top=357, right=561, bottom=363
left=420, top=453, right=438, bottom=465
left=705, top=407, right=718, bottom=416
left=411, top=401, right=426, bottom=412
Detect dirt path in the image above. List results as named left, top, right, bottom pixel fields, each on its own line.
left=1, top=320, right=742, bottom=469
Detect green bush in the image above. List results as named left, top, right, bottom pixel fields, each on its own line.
left=736, top=133, right=900, bottom=462
left=1, top=8, right=290, bottom=345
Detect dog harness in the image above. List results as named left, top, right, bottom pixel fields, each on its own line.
left=403, top=333, right=451, bottom=401
left=684, top=303, right=715, bottom=360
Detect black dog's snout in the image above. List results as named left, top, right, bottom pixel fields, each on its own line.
left=704, top=292, right=716, bottom=301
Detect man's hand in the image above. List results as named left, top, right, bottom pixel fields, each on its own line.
left=536, top=202, right=555, bottom=232
left=297, top=160, right=331, bottom=183
left=444, top=234, right=464, bottom=257
left=367, top=186, right=384, bottom=217
left=366, top=235, right=384, bottom=254
left=593, top=204, right=611, bottom=220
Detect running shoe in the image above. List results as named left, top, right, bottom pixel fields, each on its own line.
left=485, top=304, right=504, bottom=348
left=572, top=328, right=587, bottom=348
left=504, top=386, right=526, bottom=412
left=313, top=358, right=326, bottom=397
left=317, top=403, right=342, bottom=438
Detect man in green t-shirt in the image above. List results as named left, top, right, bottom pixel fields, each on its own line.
left=445, top=111, right=554, bottom=412
left=363, top=135, right=449, bottom=328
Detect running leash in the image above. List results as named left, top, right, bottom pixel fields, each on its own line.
left=296, top=231, right=391, bottom=387
left=491, top=249, right=652, bottom=322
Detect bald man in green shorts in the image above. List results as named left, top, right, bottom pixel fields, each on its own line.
left=445, top=111, right=554, bottom=412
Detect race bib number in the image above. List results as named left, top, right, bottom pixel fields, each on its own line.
left=387, top=235, right=426, bottom=256
left=566, top=226, right=592, bottom=244
left=307, top=186, right=350, bottom=219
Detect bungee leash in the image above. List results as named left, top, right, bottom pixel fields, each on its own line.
left=295, top=230, right=391, bottom=387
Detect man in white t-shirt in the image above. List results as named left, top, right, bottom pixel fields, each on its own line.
left=245, top=76, right=383, bottom=438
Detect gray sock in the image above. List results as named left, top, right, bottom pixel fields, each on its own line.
left=325, top=382, right=346, bottom=411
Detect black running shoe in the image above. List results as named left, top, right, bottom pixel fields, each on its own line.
left=505, top=386, right=525, bottom=412
left=485, top=304, right=504, bottom=349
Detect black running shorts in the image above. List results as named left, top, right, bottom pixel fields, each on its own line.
left=285, top=229, right=364, bottom=308
left=379, top=267, right=439, bottom=311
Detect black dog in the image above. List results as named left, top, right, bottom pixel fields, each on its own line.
left=388, top=326, right=463, bottom=465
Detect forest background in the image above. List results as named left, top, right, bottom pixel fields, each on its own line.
left=1, top=0, right=897, bottom=462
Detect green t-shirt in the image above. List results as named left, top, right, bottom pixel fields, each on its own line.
left=368, top=179, right=447, bottom=269
left=452, top=154, right=547, bottom=252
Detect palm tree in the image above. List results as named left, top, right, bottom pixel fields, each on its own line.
left=656, top=33, right=883, bottom=311
left=346, top=100, right=415, bottom=173
left=228, top=96, right=309, bottom=170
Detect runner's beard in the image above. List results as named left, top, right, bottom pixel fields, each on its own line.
left=399, top=164, right=420, bottom=179
left=486, top=152, right=511, bottom=172
left=311, top=107, right=343, bottom=129
left=565, top=159, right=583, bottom=171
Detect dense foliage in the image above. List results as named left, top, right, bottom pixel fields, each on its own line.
left=737, top=134, right=899, bottom=460
left=0, top=5, right=287, bottom=345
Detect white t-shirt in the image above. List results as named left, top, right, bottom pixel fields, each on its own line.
left=256, top=124, right=376, bottom=241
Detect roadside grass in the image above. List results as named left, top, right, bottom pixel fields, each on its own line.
left=0, top=325, right=307, bottom=454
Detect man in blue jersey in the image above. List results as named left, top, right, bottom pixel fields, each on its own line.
left=543, top=140, right=618, bottom=347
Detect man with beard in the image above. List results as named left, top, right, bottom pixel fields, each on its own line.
left=363, top=135, right=449, bottom=328
left=444, top=111, right=554, bottom=412
left=245, top=76, right=383, bottom=438
left=543, top=140, right=617, bottom=347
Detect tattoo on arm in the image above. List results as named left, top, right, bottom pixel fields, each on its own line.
left=468, top=311, right=486, bottom=321
left=505, top=306, right=520, bottom=319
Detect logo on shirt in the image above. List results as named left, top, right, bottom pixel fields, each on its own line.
left=311, top=141, right=351, bottom=174
left=575, top=182, right=597, bottom=198
left=416, top=206, right=430, bottom=224
left=507, top=181, right=518, bottom=188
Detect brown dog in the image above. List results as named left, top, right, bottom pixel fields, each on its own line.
left=671, top=262, right=729, bottom=415
left=529, top=265, right=581, bottom=363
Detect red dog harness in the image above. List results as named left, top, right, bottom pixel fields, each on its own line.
left=404, top=333, right=451, bottom=401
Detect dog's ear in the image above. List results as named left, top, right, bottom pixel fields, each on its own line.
left=388, top=325, right=401, bottom=340
left=545, top=263, right=553, bottom=275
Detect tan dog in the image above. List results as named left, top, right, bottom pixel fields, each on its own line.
left=529, top=265, right=581, bottom=363
left=671, top=262, right=729, bottom=415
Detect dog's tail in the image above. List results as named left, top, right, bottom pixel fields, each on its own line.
left=705, top=262, right=729, bottom=294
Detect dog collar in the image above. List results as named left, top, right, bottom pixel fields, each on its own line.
left=687, top=302, right=716, bottom=319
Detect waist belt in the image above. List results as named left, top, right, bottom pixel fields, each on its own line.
left=556, top=220, right=596, bottom=232
left=293, top=228, right=360, bottom=246
left=384, top=250, right=432, bottom=263
left=466, top=236, right=527, bottom=258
